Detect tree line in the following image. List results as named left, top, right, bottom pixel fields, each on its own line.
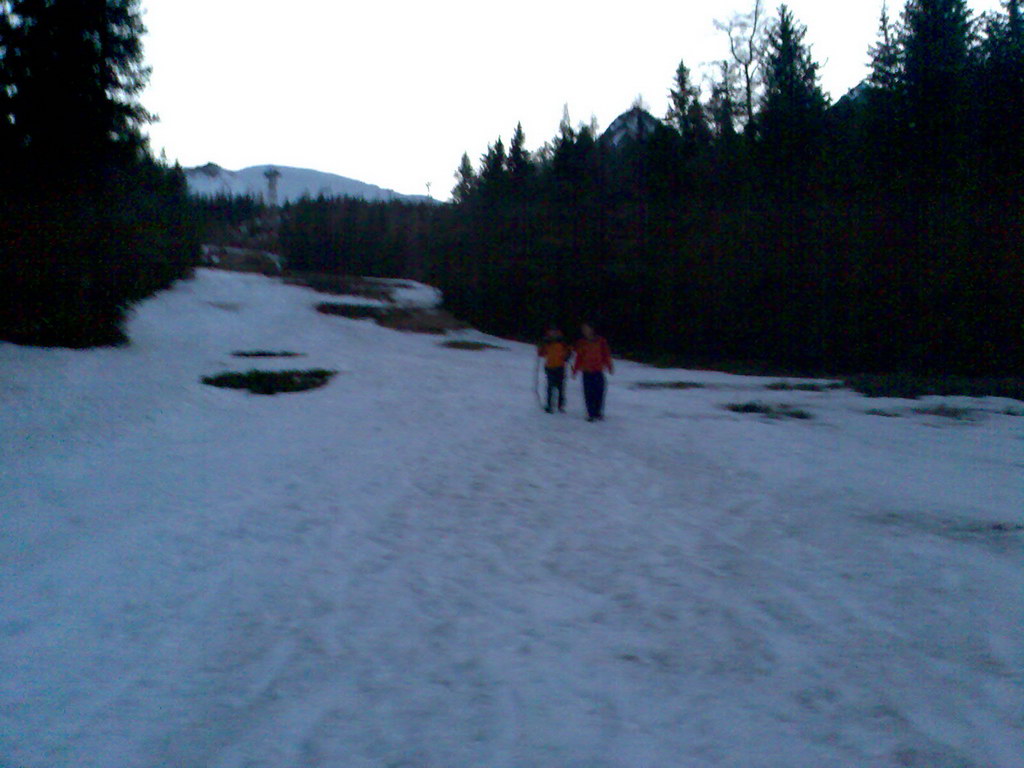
left=0, top=0, right=197, bottom=347
left=265, top=0, right=1021, bottom=375
left=436, top=0, right=1023, bottom=375
left=12, top=0, right=1016, bottom=377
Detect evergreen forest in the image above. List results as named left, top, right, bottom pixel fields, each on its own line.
left=2, top=0, right=1021, bottom=378
left=0, top=0, right=197, bottom=347
left=281, top=0, right=1023, bottom=376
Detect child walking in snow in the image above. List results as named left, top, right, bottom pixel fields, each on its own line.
left=572, top=323, right=614, bottom=421
left=537, top=327, right=572, bottom=413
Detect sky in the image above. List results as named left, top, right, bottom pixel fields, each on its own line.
left=140, top=0, right=1006, bottom=200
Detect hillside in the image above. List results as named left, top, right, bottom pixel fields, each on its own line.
left=185, top=163, right=433, bottom=204
left=1, top=269, right=1021, bottom=767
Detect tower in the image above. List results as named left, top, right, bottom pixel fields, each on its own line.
left=264, top=167, right=282, bottom=208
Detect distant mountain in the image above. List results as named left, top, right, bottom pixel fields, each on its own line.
left=184, top=163, right=433, bottom=204
left=599, top=107, right=665, bottom=150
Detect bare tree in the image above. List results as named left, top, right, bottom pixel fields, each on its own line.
left=715, top=0, right=767, bottom=130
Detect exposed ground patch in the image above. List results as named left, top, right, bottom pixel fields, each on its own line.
left=201, top=369, right=337, bottom=395
left=284, top=272, right=394, bottom=301
left=439, top=340, right=506, bottom=351
left=316, top=302, right=467, bottom=334
left=765, top=381, right=844, bottom=392
left=315, top=303, right=383, bottom=320
left=207, top=301, right=243, bottom=312
left=912, top=404, right=980, bottom=421
left=866, top=511, right=1024, bottom=551
left=725, top=401, right=813, bottom=420
left=845, top=374, right=1024, bottom=402
left=866, top=408, right=903, bottom=418
left=632, top=381, right=707, bottom=391
left=231, top=351, right=306, bottom=358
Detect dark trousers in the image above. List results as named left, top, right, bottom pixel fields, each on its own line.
left=545, top=367, right=566, bottom=411
left=582, top=371, right=606, bottom=418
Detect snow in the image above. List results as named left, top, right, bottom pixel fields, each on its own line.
left=1, top=268, right=1021, bottom=768
left=185, top=164, right=432, bottom=204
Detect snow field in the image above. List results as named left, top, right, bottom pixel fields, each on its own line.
left=1, top=268, right=1021, bottom=767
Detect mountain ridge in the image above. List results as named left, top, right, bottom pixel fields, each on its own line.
left=184, top=163, right=433, bottom=204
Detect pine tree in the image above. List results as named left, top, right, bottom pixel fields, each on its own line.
left=1, top=0, right=151, bottom=172
left=507, top=122, right=532, bottom=184
left=452, top=152, right=477, bottom=203
left=666, top=59, right=711, bottom=151
left=0, top=0, right=195, bottom=347
left=758, top=5, right=827, bottom=156
left=478, top=136, right=507, bottom=193
left=898, top=0, right=975, bottom=171
left=975, top=0, right=1024, bottom=187
left=708, top=61, right=740, bottom=141
left=550, top=105, right=578, bottom=184
left=869, top=3, right=902, bottom=93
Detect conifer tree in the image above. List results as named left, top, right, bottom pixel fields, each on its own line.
left=708, top=61, right=740, bottom=141
left=898, top=0, right=975, bottom=172
left=478, top=137, right=507, bottom=194
left=975, top=0, right=1024, bottom=187
left=0, top=0, right=194, bottom=347
left=666, top=59, right=711, bottom=150
left=869, top=3, right=902, bottom=93
left=507, top=122, right=532, bottom=184
left=452, top=152, right=478, bottom=203
left=758, top=5, right=827, bottom=157
left=1, top=0, right=151, bottom=172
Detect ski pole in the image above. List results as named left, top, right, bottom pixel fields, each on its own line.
left=534, top=354, right=544, bottom=409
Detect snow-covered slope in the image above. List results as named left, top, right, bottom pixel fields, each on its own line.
left=185, top=163, right=432, bottom=204
left=1, top=270, right=1021, bottom=767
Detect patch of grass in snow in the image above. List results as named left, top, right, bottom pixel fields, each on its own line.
left=912, top=404, right=978, bottom=421
left=316, top=302, right=467, bottom=334
left=1001, top=406, right=1024, bottom=416
left=439, top=340, right=506, bottom=351
left=725, top=401, right=813, bottom=420
left=315, top=302, right=383, bottom=320
left=765, top=381, right=844, bottom=392
left=202, top=369, right=336, bottom=395
left=868, top=511, right=1024, bottom=547
left=632, top=381, right=706, bottom=390
left=845, top=373, right=1024, bottom=402
left=376, top=308, right=468, bottom=334
left=231, top=350, right=306, bottom=358
left=284, top=271, right=394, bottom=301
left=865, top=408, right=903, bottom=418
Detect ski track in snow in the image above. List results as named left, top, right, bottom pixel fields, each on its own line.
left=1, top=269, right=1022, bottom=768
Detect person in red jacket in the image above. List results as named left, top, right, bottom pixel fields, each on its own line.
left=572, top=323, right=614, bottom=421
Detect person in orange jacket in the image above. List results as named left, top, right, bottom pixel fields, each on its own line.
left=572, top=323, right=614, bottom=421
left=537, top=327, right=572, bottom=413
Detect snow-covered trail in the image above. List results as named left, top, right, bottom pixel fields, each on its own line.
left=1, top=269, right=1021, bottom=767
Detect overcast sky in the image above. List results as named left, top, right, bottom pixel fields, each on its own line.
left=140, top=0, right=1004, bottom=200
